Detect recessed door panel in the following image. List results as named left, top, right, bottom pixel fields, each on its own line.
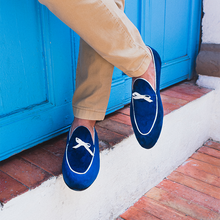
left=0, top=2, right=74, bottom=160
left=164, top=0, right=190, bottom=61
left=0, top=1, right=47, bottom=116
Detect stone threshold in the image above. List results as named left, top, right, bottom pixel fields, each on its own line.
left=196, top=43, right=220, bottom=78
left=0, top=80, right=212, bottom=206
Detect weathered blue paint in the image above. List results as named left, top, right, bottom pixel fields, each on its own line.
left=0, top=0, right=202, bottom=160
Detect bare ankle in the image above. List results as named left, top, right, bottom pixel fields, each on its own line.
left=70, top=118, right=96, bottom=140
left=133, top=55, right=156, bottom=91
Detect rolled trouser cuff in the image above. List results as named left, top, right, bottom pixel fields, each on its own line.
left=72, top=106, right=106, bottom=121
left=125, top=53, right=152, bottom=78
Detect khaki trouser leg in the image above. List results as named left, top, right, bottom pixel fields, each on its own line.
left=38, top=0, right=152, bottom=120
left=72, top=0, right=125, bottom=120
left=72, top=38, right=114, bottom=120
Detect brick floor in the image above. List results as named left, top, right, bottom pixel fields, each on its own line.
left=0, top=81, right=213, bottom=206
left=118, top=140, right=220, bottom=220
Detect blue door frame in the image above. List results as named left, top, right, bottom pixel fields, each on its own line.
left=0, top=0, right=202, bottom=161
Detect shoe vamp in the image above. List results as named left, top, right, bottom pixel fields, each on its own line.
left=134, top=95, right=157, bottom=134
left=67, top=144, right=94, bottom=173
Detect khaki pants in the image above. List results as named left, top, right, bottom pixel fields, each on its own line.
left=38, top=0, right=152, bottom=120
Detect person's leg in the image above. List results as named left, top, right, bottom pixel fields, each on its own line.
left=70, top=38, right=114, bottom=138
left=38, top=0, right=163, bottom=190
left=38, top=0, right=155, bottom=134
left=65, top=0, right=134, bottom=138
left=38, top=0, right=162, bottom=141
left=38, top=0, right=152, bottom=79
left=70, top=41, right=156, bottom=139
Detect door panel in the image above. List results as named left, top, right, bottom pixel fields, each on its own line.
left=164, top=0, right=190, bottom=61
left=0, top=1, right=47, bottom=116
left=0, top=2, right=74, bottom=160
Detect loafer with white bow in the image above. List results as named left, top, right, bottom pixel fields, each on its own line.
left=62, top=126, right=100, bottom=191
left=130, top=47, right=163, bottom=149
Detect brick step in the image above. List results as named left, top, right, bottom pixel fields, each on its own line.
left=119, top=140, right=220, bottom=220
left=0, top=80, right=219, bottom=220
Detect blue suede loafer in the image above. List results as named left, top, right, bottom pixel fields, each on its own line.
left=62, top=126, right=100, bottom=191
left=130, top=47, right=163, bottom=149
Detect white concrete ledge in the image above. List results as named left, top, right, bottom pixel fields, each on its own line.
left=196, top=75, right=220, bottom=142
left=1, top=81, right=219, bottom=220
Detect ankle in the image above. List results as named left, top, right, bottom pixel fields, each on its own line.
left=70, top=118, right=96, bottom=139
left=132, top=55, right=155, bottom=91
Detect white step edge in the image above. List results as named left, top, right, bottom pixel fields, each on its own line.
left=1, top=76, right=219, bottom=220
left=196, top=75, right=220, bottom=142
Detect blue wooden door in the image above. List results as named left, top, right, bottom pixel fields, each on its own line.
left=0, top=2, right=74, bottom=160
left=0, top=0, right=201, bottom=161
